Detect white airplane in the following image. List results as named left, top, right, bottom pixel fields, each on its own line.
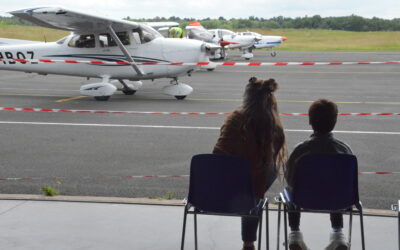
left=237, top=31, right=287, bottom=57
left=0, top=7, right=219, bottom=101
left=185, top=21, right=259, bottom=60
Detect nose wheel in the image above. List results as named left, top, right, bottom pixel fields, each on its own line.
left=163, top=78, right=193, bottom=100
left=270, top=50, right=277, bottom=57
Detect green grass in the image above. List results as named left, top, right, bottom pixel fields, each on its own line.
left=241, top=29, right=400, bottom=51
left=1, top=25, right=399, bottom=51
left=0, top=25, right=69, bottom=42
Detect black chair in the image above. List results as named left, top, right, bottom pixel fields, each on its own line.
left=392, top=200, right=399, bottom=250
left=181, top=154, right=269, bottom=250
left=277, top=154, right=365, bottom=250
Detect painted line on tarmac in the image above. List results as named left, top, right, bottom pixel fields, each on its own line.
left=55, top=96, right=88, bottom=103
left=1, top=121, right=400, bottom=135
left=189, top=98, right=400, bottom=105
left=0, top=93, right=67, bottom=97
left=215, top=70, right=400, bottom=74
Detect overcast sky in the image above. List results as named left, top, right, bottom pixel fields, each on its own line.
left=1, top=0, right=399, bottom=20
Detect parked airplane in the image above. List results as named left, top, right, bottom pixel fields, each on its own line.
left=185, top=21, right=259, bottom=60
left=0, top=7, right=219, bottom=101
left=237, top=31, right=287, bottom=57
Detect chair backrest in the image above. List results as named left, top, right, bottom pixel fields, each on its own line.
left=292, top=153, right=359, bottom=210
left=188, top=154, right=256, bottom=214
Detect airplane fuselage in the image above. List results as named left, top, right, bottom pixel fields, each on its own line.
left=0, top=34, right=208, bottom=81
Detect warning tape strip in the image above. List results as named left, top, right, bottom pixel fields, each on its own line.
left=1, top=59, right=400, bottom=66
left=0, top=172, right=399, bottom=181
left=0, top=107, right=399, bottom=117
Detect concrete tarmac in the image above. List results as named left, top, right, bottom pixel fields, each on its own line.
left=0, top=51, right=399, bottom=209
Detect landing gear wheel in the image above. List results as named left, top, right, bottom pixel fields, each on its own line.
left=175, top=95, right=186, bottom=100
left=94, top=96, right=110, bottom=101
left=271, top=51, right=277, bottom=57
left=122, top=89, right=136, bottom=95
left=207, top=68, right=215, bottom=71
left=245, top=57, right=251, bottom=60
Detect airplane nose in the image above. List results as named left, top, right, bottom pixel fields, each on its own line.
left=282, top=36, right=288, bottom=41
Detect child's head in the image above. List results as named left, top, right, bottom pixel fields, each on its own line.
left=308, top=99, right=338, bottom=134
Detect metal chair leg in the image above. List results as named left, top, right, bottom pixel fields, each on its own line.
left=348, top=209, right=353, bottom=249
left=258, top=212, right=263, bottom=250
left=266, top=204, right=269, bottom=250
left=397, top=200, right=399, bottom=250
left=180, top=205, right=189, bottom=250
left=277, top=201, right=281, bottom=250
left=359, top=208, right=365, bottom=250
left=283, top=205, right=288, bottom=250
left=194, top=212, right=198, bottom=250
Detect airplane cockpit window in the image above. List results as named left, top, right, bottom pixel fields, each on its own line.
left=136, top=25, right=162, bottom=44
left=220, top=30, right=234, bottom=36
left=99, top=32, right=130, bottom=47
left=242, top=32, right=253, bottom=36
left=68, top=34, right=95, bottom=48
left=56, top=36, right=68, bottom=45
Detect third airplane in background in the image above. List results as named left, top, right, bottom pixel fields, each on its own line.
left=237, top=31, right=287, bottom=57
left=185, top=21, right=259, bottom=60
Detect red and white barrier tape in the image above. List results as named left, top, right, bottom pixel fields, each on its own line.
left=1, top=59, right=400, bottom=66
left=1, top=107, right=399, bottom=117
left=0, top=172, right=399, bottom=181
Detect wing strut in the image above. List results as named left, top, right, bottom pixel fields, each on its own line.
left=108, top=25, right=145, bottom=76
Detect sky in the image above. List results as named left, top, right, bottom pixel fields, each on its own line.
left=0, top=0, right=399, bottom=20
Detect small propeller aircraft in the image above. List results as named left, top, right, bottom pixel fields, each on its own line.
left=185, top=21, right=259, bottom=60
left=0, top=7, right=219, bottom=101
left=237, top=31, right=287, bottom=57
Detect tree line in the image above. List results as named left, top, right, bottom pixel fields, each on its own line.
left=2, top=15, right=400, bottom=31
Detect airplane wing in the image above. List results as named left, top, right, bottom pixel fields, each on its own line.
left=144, top=22, right=179, bottom=30
left=9, top=7, right=140, bottom=32
left=0, top=38, right=42, bottom=46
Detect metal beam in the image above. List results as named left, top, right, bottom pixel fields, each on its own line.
left=108, top=24, right=144, bottom=76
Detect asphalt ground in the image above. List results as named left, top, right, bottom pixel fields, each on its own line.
left=0, top=51, right=399, bottom=209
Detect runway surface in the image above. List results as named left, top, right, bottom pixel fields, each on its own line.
left=0, top=51, right=399, bottom=209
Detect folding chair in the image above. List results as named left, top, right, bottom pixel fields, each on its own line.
left=392, top=200, right=399, bottom=250
left=181, top=154, right=269, bottom=250
left=276, top=154, right=365, bottom=250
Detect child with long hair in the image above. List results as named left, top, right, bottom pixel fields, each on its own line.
left=213, top=77, right=287, bottom=250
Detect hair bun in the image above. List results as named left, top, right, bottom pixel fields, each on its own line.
left=249, top=77, right=258, bottom=84
left=263, top=78, right=279, bottom=93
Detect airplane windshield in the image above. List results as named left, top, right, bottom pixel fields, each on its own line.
left=68, top=34, right=95, bottom=48
left=220, top=30, right=234, bottom=36
left=140, top=24, right=162, bottom=43
left=56, top=36, right=68, bottom=45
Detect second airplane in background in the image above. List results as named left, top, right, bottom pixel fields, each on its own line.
left=185, top=21, right=287, bottom=60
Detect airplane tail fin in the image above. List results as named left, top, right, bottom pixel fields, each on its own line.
left=187, top=21, right=202, bottom=27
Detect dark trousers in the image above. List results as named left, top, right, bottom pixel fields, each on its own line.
left=242, top=216, right=259, bottom=242
left=288, top=206, right=344, bottom=229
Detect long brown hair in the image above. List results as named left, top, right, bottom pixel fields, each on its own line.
left=240, top=77, right=287, bottom=170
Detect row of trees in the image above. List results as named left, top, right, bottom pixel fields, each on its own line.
left=2, top=14, right=400, bottom=31
left=130, top=15, right=400, bottom=32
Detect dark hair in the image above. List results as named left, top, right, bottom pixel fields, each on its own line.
left=241, top=77, right=286, bottom=170
left=308, top=99, right=338, bottom=133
